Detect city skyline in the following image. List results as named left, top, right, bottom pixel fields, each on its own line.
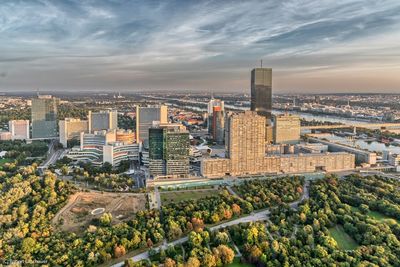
left=1, top=0, right=400, bottom=93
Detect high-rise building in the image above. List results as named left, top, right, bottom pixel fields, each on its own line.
left=212, top=106, right=225, bottom=144
left=8, top=120, right=30, bottom=140
left=207, top=98, right=224, bottom=134
left=88, top=110, right=118, bottom=133
left=59, top=118, right=89, bottom=147
left=136, top=105, right=168, bottom=144
left=251, top=68, right=272, bottom=122
left=225, top=111, right=266, bottom=174
left=149, top=123, right=190, bottom=178
left=31, top=95, right=59, bottom=139
left=273, top=114, right=301, bottom=144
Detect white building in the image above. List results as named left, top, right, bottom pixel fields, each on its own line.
left=8, top=120, right=30, bottom=140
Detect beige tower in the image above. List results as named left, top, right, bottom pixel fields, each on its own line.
left=225, top=111, right=266, bottom=174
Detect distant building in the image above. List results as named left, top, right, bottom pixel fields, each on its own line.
left=207, top=98, right=224, bottom=135
left=212, top=106, right=225, bottom=144
left=88, top=110, right=118, bottom=133
left=273, top=114, right=301, bottom=144
left=8, top=120, right=30, bottom=140
left=251, top=68, right=272, bottom=122
left=59, top=118, right=89, bottom=147
left=149, top=123, right=190, bottom=178
left=136, top=105, right=168, bottom=144
left=31, top=95, right=59, bottom=139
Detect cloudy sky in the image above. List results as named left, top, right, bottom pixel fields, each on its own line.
left=1, top=0, right=400, bottom=93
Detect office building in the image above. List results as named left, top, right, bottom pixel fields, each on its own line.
left=273, top=114, right=301, bottom=144
left=149, top=123, right=190, bottom=178
left=67, top=130, right=139, bottom=166
left=212, top=106, right=225, bottom=144
left=8, top=120, right=30, bottom=140
left=59, top=118, right=89, bottom=147
left=88, top=110, right=118, bottom=133
left=136, top=105, right=168, bottom=144
left=207, top=98, right=224, bottom=134
left=251, top=68, right=272, bottom=122
left=31, top=95, right=58, bottom=139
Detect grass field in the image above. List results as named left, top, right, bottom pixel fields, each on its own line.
left=329, top=225, right=358, bottom=250
left=226, top=258, right=254, bottom=267
left=160, top=189, right=220, bottom=205
left=351, top=206, right=399, bottom=224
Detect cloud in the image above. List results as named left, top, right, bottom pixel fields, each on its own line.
left=0, top=0, right=400, bottom=93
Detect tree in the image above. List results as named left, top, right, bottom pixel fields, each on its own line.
left=114, top=245, right=126, bottom=258
left=216, top=245, right=235, bottom=265
left=99, top=213, right=112, bottom=226
left=21, top=237, right=36, bottom=254
left=164, top=258, right=176, bottom=267
left=186, top=257, right=201, bottom=267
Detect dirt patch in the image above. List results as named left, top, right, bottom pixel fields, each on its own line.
left=53, top=191, right=147, bottom=233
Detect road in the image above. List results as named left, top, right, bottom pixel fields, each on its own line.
left=110, top=181, right=310, bottom=267
left=39, top=140, right=64, bottom=170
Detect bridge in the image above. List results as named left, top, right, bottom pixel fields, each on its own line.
left=301, top=122, right=400, bottom=133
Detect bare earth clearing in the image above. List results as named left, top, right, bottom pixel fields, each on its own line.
left=53, top=191, right=147, bottom=233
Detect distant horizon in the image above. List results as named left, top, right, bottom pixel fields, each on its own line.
left=1, top=1, right=400, bottom=93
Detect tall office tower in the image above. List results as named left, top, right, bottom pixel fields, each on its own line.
left=207, top=97, right=224, bottom=134
left=88, top=110, right=118, bottom=133
left=273, top=114, right=301, bottom=144
left=225, top=111, right=266, bottom=174
left=136, top=105, right=168, bottom=144
left=8, top=120, right=30, bottom=140
left=212, top=106, right=225, bottom=144
left=59, top=118, right=89, bottom=147
left=251, top=68, right=272, bottom=122
left=31, top=95, right=59, bottom=139
left=149, top=123, right=190, bottom=178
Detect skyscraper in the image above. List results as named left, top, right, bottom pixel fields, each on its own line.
left=207, top=97, right=224, bottom=134
left=212, top=106, right=225, bottom=144
left=88, top=110, right=118, bottom=133
left=251, top=68, right=272, bottom=122
left=136, top=105, right=168, bottom=144
left=225, top=111, right=266, bottom=174
left=31, top=95, right=59, bottom=139
left=149, top=123, right=190, bottom=178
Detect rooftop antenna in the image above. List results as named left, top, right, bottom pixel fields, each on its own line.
left=260, top=59, right=263, bottom=68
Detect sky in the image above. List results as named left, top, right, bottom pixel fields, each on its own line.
left=1, top=0, right=400, bottom=94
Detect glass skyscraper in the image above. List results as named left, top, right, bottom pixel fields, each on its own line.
left=251, top=68, right=272, bottom=122
left=31, top=95, right=59, bottom=139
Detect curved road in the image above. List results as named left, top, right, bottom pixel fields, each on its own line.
left=110, top=181, right=310, bottom=267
